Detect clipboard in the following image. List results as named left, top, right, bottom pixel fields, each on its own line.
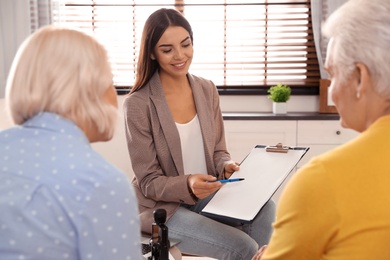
left=201, top=144, right=310, bottom=223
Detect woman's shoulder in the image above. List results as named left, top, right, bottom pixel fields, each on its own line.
left=188, top=73, right=215, bottom=86
left=123, top=87, right=150, bottom=106
left=188, top=73, right=218, bottom=99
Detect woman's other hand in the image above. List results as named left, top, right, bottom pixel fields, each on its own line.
left=187, top=174, right=222, bottom=199
left=252, top=245, right=267, bottom=260
left=224, top=161, right=240, bottom=179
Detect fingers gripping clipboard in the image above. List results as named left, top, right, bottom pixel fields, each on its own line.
left=201, top=144, right=310, bottom=223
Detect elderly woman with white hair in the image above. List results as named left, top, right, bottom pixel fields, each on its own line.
left=0, top=26, right=141, bottom=259
left=252, top=0, right=390, bottom=259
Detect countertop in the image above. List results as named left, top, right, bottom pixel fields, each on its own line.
left=222, top=112, right=340, bottom=121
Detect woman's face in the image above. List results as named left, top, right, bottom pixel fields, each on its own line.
left=153, top=26, right=193, bottom=78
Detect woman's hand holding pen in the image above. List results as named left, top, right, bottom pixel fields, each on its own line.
left=188, top=174, right=222, bottom=199
left=224, top=161, right=240, bottom=179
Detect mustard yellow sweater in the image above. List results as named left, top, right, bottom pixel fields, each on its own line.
left=263, top=115, right=390, bottom=260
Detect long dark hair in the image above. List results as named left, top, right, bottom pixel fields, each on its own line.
left=130, top=8, right=193, bottom=93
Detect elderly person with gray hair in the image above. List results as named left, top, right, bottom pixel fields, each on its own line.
left=0, top=26, right=141, bottom=259
left=252, top=0, right=390, bottom=259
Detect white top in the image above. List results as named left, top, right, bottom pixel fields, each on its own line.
left=175, top=115, right=208, bottom=175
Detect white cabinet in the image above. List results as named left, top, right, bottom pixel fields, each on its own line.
left=224, top=119, right=359, bottom=167
left=224, top=120, right=296, bottom=162
left=296, top=121, right=359, bottom=167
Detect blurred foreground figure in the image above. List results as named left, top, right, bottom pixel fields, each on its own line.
left=0, top=25, right=141, bottom=260
left=252, top=0, right=390, bottom=259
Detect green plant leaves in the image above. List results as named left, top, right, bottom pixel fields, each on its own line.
left=267, top=83, right=291, bottom=102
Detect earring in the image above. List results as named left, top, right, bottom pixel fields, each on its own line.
left=356, top=91, right=361, bottom=99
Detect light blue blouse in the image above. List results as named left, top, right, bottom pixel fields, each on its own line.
left=0, top=112, right=141, bottom=260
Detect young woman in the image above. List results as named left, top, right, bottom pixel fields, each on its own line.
left=124, top=8, right=275, bottom=259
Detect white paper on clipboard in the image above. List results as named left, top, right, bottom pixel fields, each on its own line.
left=201, top=144, right=309, bottom=222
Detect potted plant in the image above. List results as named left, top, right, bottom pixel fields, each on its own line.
left=267, top=83, right=291, bottom=114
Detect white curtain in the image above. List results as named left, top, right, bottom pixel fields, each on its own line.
left=30, top=0, right=53, bottom=32
left=0, top=0, right=52, bottom=98
left=311, top=0, right=349, bottom=79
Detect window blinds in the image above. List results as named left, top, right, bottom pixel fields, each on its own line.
left=53, top=0, right=320, bottom=90
left=30, top=0, right=52, bottom=33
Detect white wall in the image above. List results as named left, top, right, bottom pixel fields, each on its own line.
left=0, top=99, right=13, bottom=129
left=0, top=0, right=31, bottom=98
left=220, top=95, right=318, bottom=113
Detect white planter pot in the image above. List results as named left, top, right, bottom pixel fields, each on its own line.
left=272, top=102, right=287, bottom=114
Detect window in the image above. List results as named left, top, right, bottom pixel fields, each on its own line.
left=53, top=0, right=320, bottom=94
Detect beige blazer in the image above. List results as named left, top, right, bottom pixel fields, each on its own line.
left=123, top=72, right=231, bottom=233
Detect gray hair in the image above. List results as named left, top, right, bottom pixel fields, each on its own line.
left=5, top=26, right=117, bottom=138
left=322, top=0, right=390, bottom=97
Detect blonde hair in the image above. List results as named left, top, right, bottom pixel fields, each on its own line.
left=5, top=25, right=117, bottom=138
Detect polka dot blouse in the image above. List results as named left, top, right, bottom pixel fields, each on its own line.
left=0, top=112, right=141, bottom=260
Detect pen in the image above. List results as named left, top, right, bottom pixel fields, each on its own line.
left=210, top=178, right=245, bottom=183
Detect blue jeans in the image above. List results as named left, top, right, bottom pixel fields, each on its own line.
left=166, top=194, right=276, bottom=260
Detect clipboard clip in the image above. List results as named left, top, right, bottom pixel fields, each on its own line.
left=266, top=143, right=289, bottom=153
